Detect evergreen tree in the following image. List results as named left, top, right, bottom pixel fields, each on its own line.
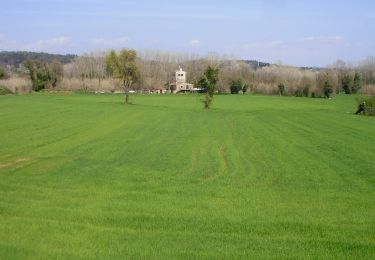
left=341, top=74, right=353, bottom=94
left=323, top=81, right=333, bottom=98
left=352, top=72, right=362, bottom=94
left=230, top=80, right=243, bottom=94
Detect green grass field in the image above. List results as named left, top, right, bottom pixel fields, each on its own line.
left=0, top=93, right=374, bottom=259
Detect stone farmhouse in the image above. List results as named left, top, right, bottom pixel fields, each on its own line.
left=169, top=66, right=194, bottom=93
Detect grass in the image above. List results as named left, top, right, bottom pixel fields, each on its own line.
left=0, top=93, right=374, bottom=259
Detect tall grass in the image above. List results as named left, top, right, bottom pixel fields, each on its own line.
left=0, top=77, right=32, bottom=93
left=58, top=78, right=121, bottom=92
left=359, top=84, right=375, bottom=95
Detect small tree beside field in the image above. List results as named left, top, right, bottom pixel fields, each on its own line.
left=106, top=49, right=140, bottom=104
left=198, top=66, right=219, bottom=109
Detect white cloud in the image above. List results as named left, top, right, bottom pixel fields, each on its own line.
left=91, top=36, right=129, bottom=47
left=333, top=36, right=344, bottom=42
left=242, top=43, right=257, bottom=49
left=268, top=40, right=282, bottom=47
left=188, top=39, right=201, bottom=47
left=23, top=36, right=71, bottom=52
left=301, top=35, right=345, bottom=43
left=0, top=34, right=71, bottom=52
left=33, top=36, right=70, bottom=49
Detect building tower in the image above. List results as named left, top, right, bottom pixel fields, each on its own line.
left=175, top=66, right=186, bottom=83
left=169, top=66, right=194, bottom=93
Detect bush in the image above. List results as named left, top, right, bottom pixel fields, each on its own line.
left=352, top=72, right=362, bottom=93
left=323, top=81, right=333, bottom=98
left=341, top=74, right=353, bottom=94
left=356, top=96, right=375, bottom=116
left=358, top=85, right=375, bottom=95
left=242, top=84, right=249, bottom=94
left=0, top=86, right=13, bottom=95
left=294, top=84, right=310, bottom=97
left=278, top=83, right=285, bottom=96
left=0, top=66, right=9, bottom=80
left=230, top=80, right=243, bottom=94
left=23, top=60, right=63, bottom=92
left=302, top=84, right=310, bottom=97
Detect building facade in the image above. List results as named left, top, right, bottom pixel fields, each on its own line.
left=169, top=66, right=194, bottom=93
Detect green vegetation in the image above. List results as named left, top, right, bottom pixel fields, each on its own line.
left=342, top=74, right=353, bottom=94
left=242, top=83, right=249, bottom=94
left=230, top=80, right=243, bottom=94
left=278, top=83, right=285, bottom=96
left=0, top=86, right=13, bottom=95
left=323, top=81, right=334, bottom=98
left=0, top=66, right=9, bottom=79
left=341, top=73, right=363, bottom=95
left=0, top=94, right=374, bottom=259
left=106, top=49, right=140, bottom=104
left=23, top=60, right=63, bottom=91
left=198, top=66, right=219, bottom=109
left=295, top=82, right=310, bottom=97
left=353, top=72, right=363, bottom=93
left=0, top=51, right=76, bottom=67
left=356, top=95, right=375, bottom=116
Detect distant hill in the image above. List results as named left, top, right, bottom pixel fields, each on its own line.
left=0, top=51, right=323, bottom=71
left=299, top=66, right=325, bottom=71
left=242, top=60, right=271, bottom=69
left=0, top=51, right=77, bottom=67
left=242, top=60, right=324, bottom=71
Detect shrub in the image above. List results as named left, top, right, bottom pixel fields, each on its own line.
left=302, top=84, right=310, bottom=97
left=23, top=60, right=63, bottom=92
left=323, top=81, right=333, bottom=98
left=278, top=83, right=285, bottom=96
left=358, top=85, right=375, bottom=95
left=317, top=71, right=336, bottom=98
left=0, top=86, right=13, bottom=95
left=0, top=77, right=33, bottom=93
left=252, top=83, right=278, bottom=95
left=294, top=84, right=310, bottom=97
left=242, top=84, right=249, bottom=94
left=0, top=66, right=9, bottom=79
left=352, top=72, right=362, bottom=93
left=341, top=74, right=353, bottom=94
left=356, top=96, right=375, bottom=116
left=230, top=80, right=243, bottom=94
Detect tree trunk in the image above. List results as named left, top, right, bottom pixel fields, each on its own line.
left=125, top=93, right=129, bottom=104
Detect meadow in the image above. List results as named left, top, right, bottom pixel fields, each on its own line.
left=0, top=93, right=374, bottom=259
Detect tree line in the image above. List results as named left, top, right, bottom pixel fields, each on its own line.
left=0, top=51, right=76, bottom=67
left=63, top=50, right=375, bottom=97
left=2, top=49, right=375, bottom=98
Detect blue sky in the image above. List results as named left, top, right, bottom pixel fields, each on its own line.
left=0, top=0, right=374, bottom=66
